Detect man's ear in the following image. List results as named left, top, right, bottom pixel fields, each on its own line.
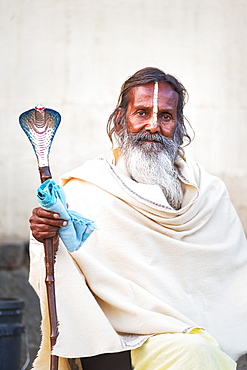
left=114, top=108, right=124, bottom=134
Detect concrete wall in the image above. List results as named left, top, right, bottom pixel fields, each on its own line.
left=1, top=0, right=246, bottom=242
left=0, top=0, right=246, bottom=367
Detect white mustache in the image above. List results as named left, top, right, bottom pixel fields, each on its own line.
left=127, top=132, right=171, bottom=146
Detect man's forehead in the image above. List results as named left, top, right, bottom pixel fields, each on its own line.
left=128, top=82, right=178, bottom=106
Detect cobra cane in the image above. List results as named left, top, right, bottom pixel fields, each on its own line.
left=19, top=105, right=61, bottom=370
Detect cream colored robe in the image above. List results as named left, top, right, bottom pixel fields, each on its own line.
left=29, top=153, right=247, bottom=368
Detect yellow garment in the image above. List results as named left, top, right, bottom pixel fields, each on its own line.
left=29, top=154, right=247, bottom=369
left=131, top=329, right=236, bottom=370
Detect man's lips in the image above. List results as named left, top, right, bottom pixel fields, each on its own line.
left=139, top=139, right=162, bottom=143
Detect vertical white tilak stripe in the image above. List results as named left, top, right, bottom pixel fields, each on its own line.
left=153, top=81, right=158, bottom=125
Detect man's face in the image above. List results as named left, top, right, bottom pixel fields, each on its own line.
left=116, top=82, right=183, bottom=210
left=125, top=82, right=179, bottom=139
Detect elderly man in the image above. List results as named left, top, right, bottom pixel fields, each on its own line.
left=29, top=67, right=247, bottom=369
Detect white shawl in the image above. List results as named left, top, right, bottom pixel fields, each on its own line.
left=29, top=153, right=247, bottom=368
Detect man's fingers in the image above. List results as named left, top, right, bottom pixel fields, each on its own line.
left=30, top=215, right=67, bottom=228
left=34, top=207, right=60, bottom=220
left=30, top=207, right=67, bottom=227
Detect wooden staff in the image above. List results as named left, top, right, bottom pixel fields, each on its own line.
left=19, top=106, right=61, bottom=370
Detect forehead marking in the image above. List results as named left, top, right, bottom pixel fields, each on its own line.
left=153, top=81, right=158, bottom=124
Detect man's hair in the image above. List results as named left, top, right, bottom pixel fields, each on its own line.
left=107, top=67, right=193, bottom=147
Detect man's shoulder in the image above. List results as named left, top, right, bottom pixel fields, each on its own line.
left=181, top=153, right=228, bottom=193
left=59, top=155, right=110, bottom=187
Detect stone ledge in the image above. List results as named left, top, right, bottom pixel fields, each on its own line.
left=0, top=242, right=26, bottom=269
left=238, top=354, right=247, bottom=369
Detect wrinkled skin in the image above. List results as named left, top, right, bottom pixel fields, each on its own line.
left=125, top=82, right=178, bottom=138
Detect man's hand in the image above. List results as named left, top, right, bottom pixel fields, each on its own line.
left=29, top=207, right=68, bottom=244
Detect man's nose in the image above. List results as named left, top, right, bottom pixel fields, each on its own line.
left=144, top=115, right=160, bottom=133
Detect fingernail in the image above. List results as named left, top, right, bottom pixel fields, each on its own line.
left=62, top=221, right=68, bottom=226
left=53, top=213, right=60, bottom=219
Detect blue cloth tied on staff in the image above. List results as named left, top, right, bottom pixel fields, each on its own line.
left=36, top=179, right=96, bottom=252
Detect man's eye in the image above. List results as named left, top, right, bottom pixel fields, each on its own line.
left=161, top=113, right=171, bottom=120
left=137, top=110, right=146, bottom=116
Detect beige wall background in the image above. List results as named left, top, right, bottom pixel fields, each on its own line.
left=1, top=0, right=247, bottom=242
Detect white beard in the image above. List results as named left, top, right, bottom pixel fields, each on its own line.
left=119, top=132, right=184, bottom=210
